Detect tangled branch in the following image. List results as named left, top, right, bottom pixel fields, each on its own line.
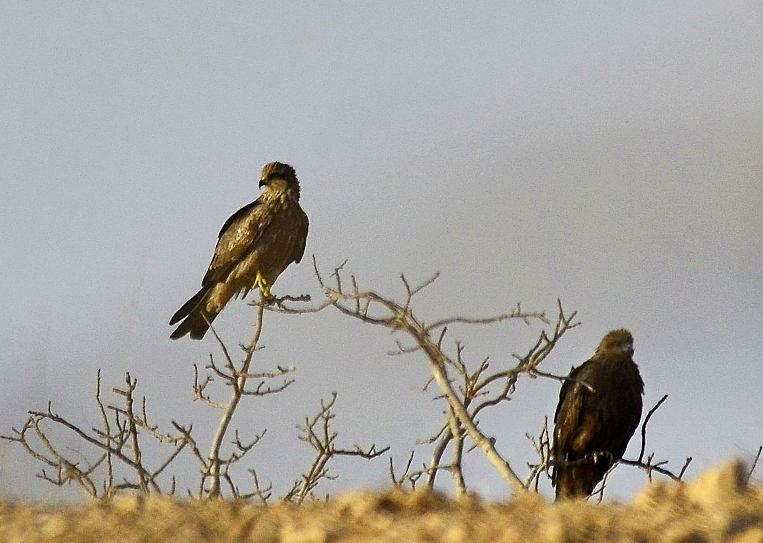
left=315, top=258, right=580, bottom=495
left=1, top=371, right=191, bottom=498
left=280, top=393, right=389, bottom=504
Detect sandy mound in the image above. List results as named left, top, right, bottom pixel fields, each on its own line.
left=1, top=460, right=761, bottom=543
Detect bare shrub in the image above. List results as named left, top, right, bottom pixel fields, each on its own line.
left=3, top=259, right=704, bottom=500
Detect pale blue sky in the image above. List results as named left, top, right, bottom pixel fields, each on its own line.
left=1, top=2, right=761, bottom=501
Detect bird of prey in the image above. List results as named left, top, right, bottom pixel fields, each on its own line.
left=169, top=161, right=308, bottom=340
left=551, top=329, right=644, bottom=500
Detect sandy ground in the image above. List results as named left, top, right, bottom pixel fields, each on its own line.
left=1, top=460, right=762, bottom=543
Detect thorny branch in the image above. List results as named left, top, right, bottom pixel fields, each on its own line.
left=1, top=370, right=190, bottom=498
left=280, top=392, right=389, bottom=504
left=2, top=287, right=375, bottom=500
left=202, top=297, right=290, bottom=497
left=619, top=395, right=693, bottom=482
left=195, top=288, right=386, bottom=500
left=314, top=259, right=705, bottom=498
left=524, top=417, right=552, bottom=492
left=315, top=258, right=580, bottom=495
left=745, top=447, right=763, bottom=483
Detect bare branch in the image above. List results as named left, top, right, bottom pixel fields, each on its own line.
left=205, top=297, right=268, bottom=497
left=637, top=395, right=669, bottom=463
left=284, top=393, right=389, bottom=504
left=314, top=262, right=577, bottom=495
left=745, top=446, right=763, bottom=483
left=389, top=451, right=417, bottom=488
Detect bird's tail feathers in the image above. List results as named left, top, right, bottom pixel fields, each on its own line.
left=169, top=308, right=218, bottom=340
left=169, top=285, right=220, bottom=340
left=554, top=462, right=607, bottom=500
left=169, top=286, right=208, bottom=325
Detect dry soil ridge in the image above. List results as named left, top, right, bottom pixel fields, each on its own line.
left=1, top=460, right=761, bottom=543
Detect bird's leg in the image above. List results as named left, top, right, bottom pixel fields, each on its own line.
left=592, top=451, right=615, bottom=465
left=254, top=271, right=275, bottom=301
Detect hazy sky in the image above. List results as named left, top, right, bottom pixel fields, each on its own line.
left=1, top=2, right=761, bottom=501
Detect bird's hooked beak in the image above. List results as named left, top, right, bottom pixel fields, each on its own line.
left=258, top=178, right=266, bottom=189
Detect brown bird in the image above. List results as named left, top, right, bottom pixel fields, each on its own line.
left=169, top=162, right=309, bottom=340
left=551, top=329, right=644, bottom=500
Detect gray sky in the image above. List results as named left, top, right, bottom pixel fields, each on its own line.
left=1, top=2, right=761, bottom=501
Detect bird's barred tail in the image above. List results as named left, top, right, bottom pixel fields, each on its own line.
left=169, top=286, right=218, bottom=340
left=169, top=310, right=217, bottom=340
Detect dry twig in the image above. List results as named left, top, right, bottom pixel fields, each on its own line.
left=314, top=258, right=580, bottom=495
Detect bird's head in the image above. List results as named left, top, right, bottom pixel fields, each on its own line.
left=259, top=161, right=300, bottom=198
left=596, top=328, right=634, bottom=357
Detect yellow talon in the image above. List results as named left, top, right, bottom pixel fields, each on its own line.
left=254, top=271, right=274, bottom=299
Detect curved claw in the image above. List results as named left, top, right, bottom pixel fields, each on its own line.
left=254, top=271, right=273, bottom=299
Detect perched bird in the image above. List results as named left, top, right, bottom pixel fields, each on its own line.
left=551, top=329, right=644, bottom=500
left=169, top=161, right=309, bottom=340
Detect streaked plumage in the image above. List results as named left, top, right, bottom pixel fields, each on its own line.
left=169, top=161, right=308, bottom=340
left=551, top=329, right=644, bottom=500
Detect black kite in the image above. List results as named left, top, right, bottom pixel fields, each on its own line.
left=169, top=162, right=308, bottom=340
left=551, top=329, right=644, bottom=500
